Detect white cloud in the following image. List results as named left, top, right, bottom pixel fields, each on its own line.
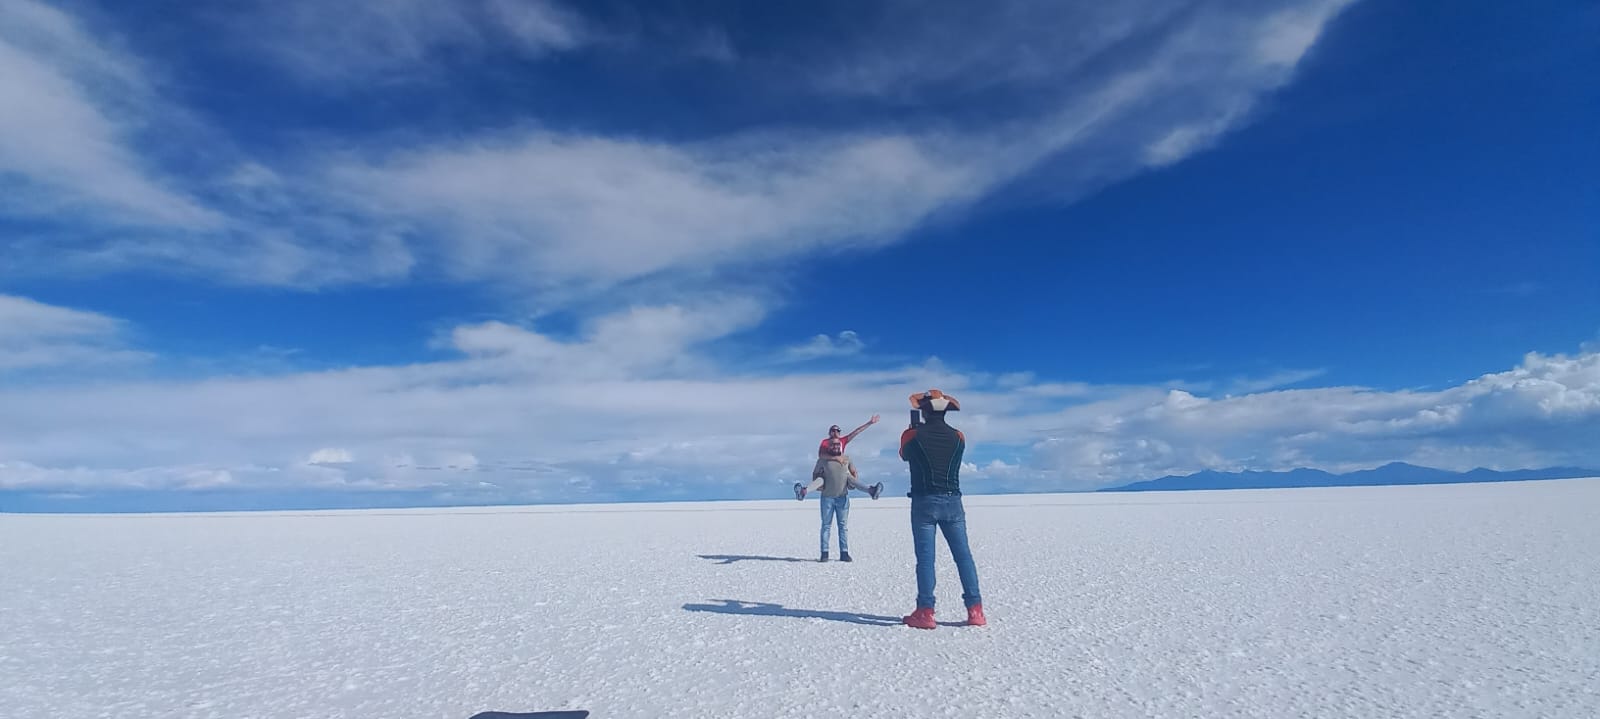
left=1225, top=368, right=1328, bottom=394
left=308, top=448, right=354, bottom=465
left=0, top=461, right=236, bottom=491
left=0, top=295, right=939, bottom=495
left=0, top=0, right=1361, bottom=300
left=487, top=0, right=587, bottom=54
left=326, top=130, right=987, bottom=290
left=1255, top=1, right=1353, bottom=68
left=784, top=331, right=866, bottom=361
left=1, top=290, right=1596, bottom=499
left=297, top=0, right=1358, bottom=295
left=446, top=296, right=768, bottom=378
left=0, top=0, right=215, bottom=228
left=222, top=0, right=589, bottom=87
left=1144, top=113, right=1242, bottom=167
left=0, top=294, right=149, bottom=372
left=1009, top=351, right=1600, bottom=489
left=806, top=0, right=1178, bottom=99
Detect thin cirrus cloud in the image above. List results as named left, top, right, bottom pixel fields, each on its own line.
left=0, top=294, right=150, bottom=372
left=315, top=0, right=1359, bottom=295
left=0, top=0, right=217, bottom=229
left=215, top=0, right=592, bottom=87
left=1, top=0, right=1358, bottom=299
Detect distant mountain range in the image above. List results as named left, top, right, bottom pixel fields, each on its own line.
left=1099, top=462, right=1600, bottom=492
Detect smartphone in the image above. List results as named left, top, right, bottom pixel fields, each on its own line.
left=909, top=408, right=923, bottom=428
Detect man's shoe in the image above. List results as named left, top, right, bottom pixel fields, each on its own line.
left=839, top=551, right=852, bottom=562
left=903, top=607, right=936, bottom=630
left=965, top=603, right=987, bottom=627
left=793, top=482, right=806, bottom=500
left=819, top=551, right=829, bottom=562
left=869, top=482, right=883, bottom=500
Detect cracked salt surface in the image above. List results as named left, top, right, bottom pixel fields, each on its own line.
left=4, top=479, right=1598, bottom=718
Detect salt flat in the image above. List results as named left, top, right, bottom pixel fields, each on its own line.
left=3, top=479, right=1598, bottom=719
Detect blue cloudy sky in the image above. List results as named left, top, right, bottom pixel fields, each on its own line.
left=1, top=0, right=1596, bottom=512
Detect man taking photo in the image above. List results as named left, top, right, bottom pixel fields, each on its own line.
left=899, top=389, right=985, bottom=629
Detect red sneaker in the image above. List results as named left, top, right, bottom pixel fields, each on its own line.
left=903, top=607, right=936, bottom=629
left=965, top=604, right=986, bottom=627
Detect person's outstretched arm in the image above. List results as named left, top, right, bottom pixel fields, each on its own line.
left=844, top=415, right=881, bottom=442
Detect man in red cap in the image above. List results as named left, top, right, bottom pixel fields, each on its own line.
left=793, top=414, right=880, bottom=500
left=796, top=445, right=885, bottom=502
left=899, top=389, right=985, bottom=629
left=817, top=415, right=880, bottom=458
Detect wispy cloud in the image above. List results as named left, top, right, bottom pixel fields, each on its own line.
left=783, top=331, right=866, bottom=361
left=325, top=129, right=987, bottom=291
left=218, top=0, right=590, bottom=87
left=302, top=0, right=1356, bottom=295
left=0, top=294, right=150, bottom=372
left=0, top=0, right=215, bottom=228
left=321, top=0, right=1356, bottom=293
left=1225, top=368, right=1328, bottom=394
left=805, top=0, right=1184, bottom=100
left=1, top=0, right=1359, bottom=302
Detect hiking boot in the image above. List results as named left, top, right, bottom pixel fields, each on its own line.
left=793, top=483, right=806, bottom=500
left=869, top=482, right=883, bottom=500
left=819, top=551, right=829, bottom=562
left=839, top=551, right=853, bottom=562
left=965, top=603, right=987, bottom=627
left=903, top=607, right=936, bottom=630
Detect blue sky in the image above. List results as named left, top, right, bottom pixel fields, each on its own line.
left=1, top=0, right=1596, bottom=512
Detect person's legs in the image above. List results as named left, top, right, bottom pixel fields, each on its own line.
left=936, top=497, right=982, bottom=608
left=910, top=497, right=939, bottom=608
left=845, top=476, right=883, bottom=499
left=835, top=496, right=851, bottom=553
left=819, top=496, right=835, bottom=555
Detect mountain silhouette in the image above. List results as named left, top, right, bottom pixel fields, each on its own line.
left=1099, top=462, right=1599, bottom=492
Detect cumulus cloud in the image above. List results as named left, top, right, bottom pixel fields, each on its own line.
left=445, top=296, right=767, bottom=378
left=0, top=291, right=1596, bottom=500
left=1008, top=351, right=1600, bottom=489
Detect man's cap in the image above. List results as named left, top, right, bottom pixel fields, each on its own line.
left=909, top=389, right=960, bottom=412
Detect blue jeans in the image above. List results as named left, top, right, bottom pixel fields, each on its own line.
left=820, top=495, right=850, bottom=553
left=911, top=494, right=981, bottom=609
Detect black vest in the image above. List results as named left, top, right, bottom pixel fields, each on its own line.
left=903, top=417, right=964, bottom=495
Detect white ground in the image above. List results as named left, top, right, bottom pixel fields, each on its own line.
left=4, top=479, right=1599, bottom=719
